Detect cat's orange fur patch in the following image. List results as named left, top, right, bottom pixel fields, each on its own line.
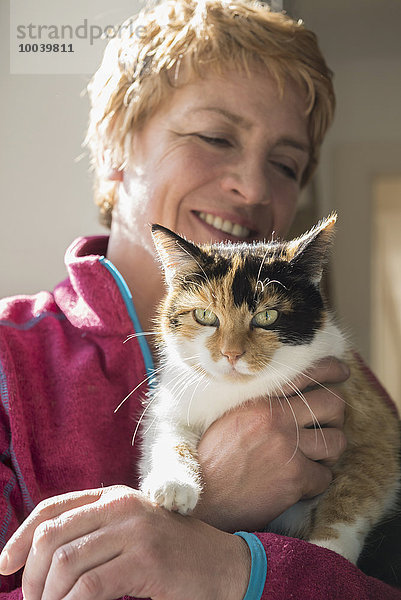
left=308, top=351, right=400, bottom=542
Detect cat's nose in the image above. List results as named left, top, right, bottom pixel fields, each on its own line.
left=221, top=350, right=245, bottom=366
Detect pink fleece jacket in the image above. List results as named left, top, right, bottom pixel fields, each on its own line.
left=0, top=236, right=399, bottom=599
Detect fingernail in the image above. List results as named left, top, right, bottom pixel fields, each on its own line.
left=0, top=549, right=9, bottom=573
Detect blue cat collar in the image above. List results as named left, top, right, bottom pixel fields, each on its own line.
left=234, top=531, right=268, bottom=600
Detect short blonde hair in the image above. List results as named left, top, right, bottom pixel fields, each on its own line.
left=85, top=0, right=335, bottom=227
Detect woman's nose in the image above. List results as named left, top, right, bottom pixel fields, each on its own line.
left=219, top=156, right=271, bottom=206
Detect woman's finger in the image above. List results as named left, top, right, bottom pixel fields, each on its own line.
left=21, top=505, right=106, bottom=600
left=59, top=554, right=136, bottom=600
left=288, top=387, right=346, bottom=429
left=300, top=459, right=334, bottom=499
left=39, top=529, right=122, bottom=600
left=21, top=501, right=112, bottom=600
left=299, top=426, right=347, bottom=467
left=0, top=489, right=103, bottom=576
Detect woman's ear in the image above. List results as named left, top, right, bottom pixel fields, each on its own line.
left=106, top=167, right=123, bottom=182
left=102, top=149, right=124, bottom=181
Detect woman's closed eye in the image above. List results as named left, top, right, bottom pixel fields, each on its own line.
left=270, top=160, right=298, bottom=181
left=195, top=134, right=232, bottom=148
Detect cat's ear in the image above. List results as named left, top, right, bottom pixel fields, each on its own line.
left=287, top=213, right=337, bottom=285
left=151, top=224, right=204, bottom=286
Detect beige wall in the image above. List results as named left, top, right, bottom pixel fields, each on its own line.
left=371, top=176, right=401, bottom=406
left=1, top=0, right=145, bottom=296
left=289, top=0, right=401, bottom=363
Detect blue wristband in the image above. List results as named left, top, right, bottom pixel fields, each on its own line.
left=234, top=532, right=268, bottom=600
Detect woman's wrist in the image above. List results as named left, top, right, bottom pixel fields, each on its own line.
left=226, top=532, right=253, bottom=600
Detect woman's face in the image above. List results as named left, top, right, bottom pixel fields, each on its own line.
left=111, top=67, right=310, bottom=252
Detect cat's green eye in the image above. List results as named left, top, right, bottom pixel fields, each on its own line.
left=252, top=309, right=279, bottom=328
left=193, top=308, right=219, bottom=327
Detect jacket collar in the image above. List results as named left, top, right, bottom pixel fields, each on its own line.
left=53, top=236, right=136, bottom=338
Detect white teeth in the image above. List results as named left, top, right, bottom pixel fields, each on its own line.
left=232, top=223, right=244, bottom=237
left=213, top=216, right=223, bottom=229
left=198, top=212, right=251, bottom=238
left=221, top=219, right=233, bottom=233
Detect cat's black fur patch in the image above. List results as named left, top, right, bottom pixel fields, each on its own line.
left=231, top=257, right=325, bottom=345
left=174, top=248, right=325, bottom=346
left=358, top=444, right=401, bottom=589
left=275, top=290, right=324, bottom=344
left=231, top=262, right=256, bottom=310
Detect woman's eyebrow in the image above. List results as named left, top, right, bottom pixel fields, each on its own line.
left=275, top=137, right=310, bottom=154
left=191, top=106, right=251, bottom=128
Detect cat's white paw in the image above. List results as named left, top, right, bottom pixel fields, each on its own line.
left=142, top=475, right=200, bottom=515
left=308, top=520, right=367, bottom=564
left=308, top=537, right=361, bottom=565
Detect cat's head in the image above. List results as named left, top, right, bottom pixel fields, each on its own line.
left=151, top=214, right=337, bottom=382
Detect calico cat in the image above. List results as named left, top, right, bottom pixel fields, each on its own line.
left=138, top=214, right=400, bottom=564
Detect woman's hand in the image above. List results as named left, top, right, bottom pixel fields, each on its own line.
left=193, top=357, right=349, bottom=532
left=0, top=486, right=251, bottom=600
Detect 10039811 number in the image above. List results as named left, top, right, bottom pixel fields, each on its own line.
left=18, top=43, right=74, bottom=52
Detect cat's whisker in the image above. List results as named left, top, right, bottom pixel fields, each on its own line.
left=140, top=363, right=202, bottom=438
left=285, top=379, right=328, bottom=454
left=158, top=361, right=203, bottom=403
left=254, top=246, right=271, bottom=299
left=263, top=366, right=301, bottom=462
left=114, top=365, right=162, bottom=413
left=182, top=276, right=207, bottom=291
left=262, top=278, right=287, bottom=290
left=160, top=354, right=203, bottom=382
left=167, top=368, right=197, bottom=395
left=267, top=391, right=273, bottom=418
left=186, top=372, right=208, bottom=426
left=123, top=331, right=158, bottom=343
left=164, top=367, right=203, bottom=411
left=266, top=359, right=324, bottom=428
left=255, top=280, right=264, bottom=295
left=282, top=394, right=301, bottom=464
left=253, top=246, right=287, bottom=302
left=150, top=373, right=186, bottom=404
left=131, top=393, right=159, bottom=446
left=141, top=368, right=203, bottom=441
left=118, top=353, right=202, bottom=414
left=132, top=368, right=201, bottom=444
left=134, top=366, right=203, bottom=446
left=267, top=355, right=355, bottom=412
left=172, top=369, right=200, bottom=399
left=138, top=414, right=159, bottom=441
left=135, top=370, right=198, bottom=445
left=182, top=278, right=217, bottom=301
left=319, top=329, right=346, bottom=339
left=274, top=389, right=286, bottom=413
left=257, top=359, right=327, bottom=458
left=201, top=301, right=214, bottom=314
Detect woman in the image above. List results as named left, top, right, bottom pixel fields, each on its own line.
left=0, top=1, right=399, bottom=598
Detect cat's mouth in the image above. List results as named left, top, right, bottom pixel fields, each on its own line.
left=220, top=362, right=253, bottom=380
left=223, top=370, right=253, bottom=382
left=206, top=360, right=252, bottom=381
left=192, top=210, right=257, bottom=241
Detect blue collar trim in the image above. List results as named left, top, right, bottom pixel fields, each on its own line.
left=99, top=257, right=155, bottom=382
